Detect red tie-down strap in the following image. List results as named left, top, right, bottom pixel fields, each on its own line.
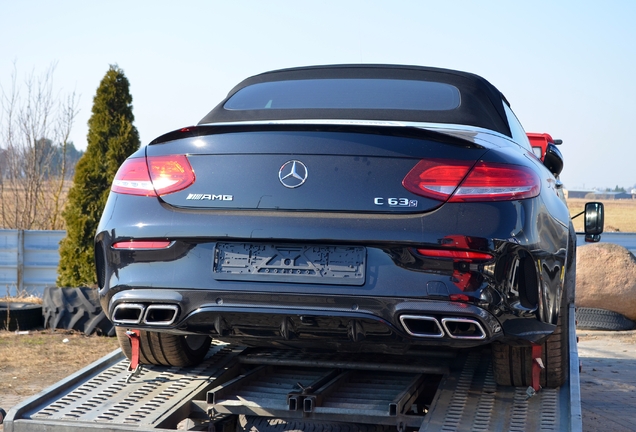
left=126, top=329, right=141, bottom=372
left=531, top=344, right=544, bottom=392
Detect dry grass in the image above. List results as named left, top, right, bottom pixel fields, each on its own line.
left=0, top=330, right=119, bottom=399
left=0, top=179, right=72, bottom=230
left=567, top=198, right=636, bottom=233
left=0, top=294, right=42, bottom=304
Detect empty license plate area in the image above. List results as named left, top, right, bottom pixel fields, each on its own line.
left=214, top=243, right=366, bottom=285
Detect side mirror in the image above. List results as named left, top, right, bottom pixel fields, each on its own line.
left=543, top=143, right=564, bottom=177
left=584, top=202, right=604, bottom=242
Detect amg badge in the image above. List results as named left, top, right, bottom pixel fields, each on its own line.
left=186, top=194, right=233, bottom=201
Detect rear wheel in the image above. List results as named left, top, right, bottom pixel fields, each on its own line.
left=492, top=226, right=575, bottom=388
left=115, top=327, right=211, bottom=367
left=491, top=300, right=568, bottom=388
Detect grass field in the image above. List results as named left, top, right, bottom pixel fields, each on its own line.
left=567, top=198, right=636, bottom=233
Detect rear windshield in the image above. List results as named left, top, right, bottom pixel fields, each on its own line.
left=223, top=79, right=461, bottom=111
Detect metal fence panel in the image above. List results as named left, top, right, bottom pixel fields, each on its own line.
left=0, top=229, right=66, bottom=296
left=0, top=230, right=19, bottom=295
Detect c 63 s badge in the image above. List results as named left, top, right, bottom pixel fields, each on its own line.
left=374, top=197, right=418, bottom=207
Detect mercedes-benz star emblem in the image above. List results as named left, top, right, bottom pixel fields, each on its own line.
left=279, top=160, right=308, bottom=188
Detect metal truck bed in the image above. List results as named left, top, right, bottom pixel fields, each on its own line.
left=3, top=305, right=582, bottom=431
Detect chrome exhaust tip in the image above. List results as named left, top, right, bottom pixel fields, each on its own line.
left=143, top=304, right=179, bottom=326
left=399, top=315, right=444, bottom=338
left=112, top=303, right=145, bottom=325
left=441, top=317, right=486, bottom=340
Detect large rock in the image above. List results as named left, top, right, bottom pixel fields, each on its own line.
left=576, top=243, right=636, bottom=321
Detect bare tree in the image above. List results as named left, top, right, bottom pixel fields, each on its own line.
left=0, top=63, right=79, bottom=230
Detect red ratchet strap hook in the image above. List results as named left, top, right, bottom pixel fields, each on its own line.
left=526, top=344, right=545, bottom=398
left=125, top=329, right=143, bottom=383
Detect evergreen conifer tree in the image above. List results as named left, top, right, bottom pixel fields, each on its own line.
left=57, top=65, right=140, bottom=286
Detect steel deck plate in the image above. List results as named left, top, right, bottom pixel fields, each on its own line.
left=419, top=304, right=581, bottom=432
left=4, top=343, right=243, bottom=432
left=4, top=306, right=581, bottom=431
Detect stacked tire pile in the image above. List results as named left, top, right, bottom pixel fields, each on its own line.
left=1, top=287, right=113, bottom=335
left=0, top=301, right=43, bottom=331
left=42, top=287, right=115, bottom=336
left=576, top=308, right=635, bottom=331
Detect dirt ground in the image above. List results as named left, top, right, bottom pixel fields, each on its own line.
left=578, top=330, right=636, bottom=432
left=0, top=329, right=119, bottom=429
left=1, top=330, right=636, bottom=431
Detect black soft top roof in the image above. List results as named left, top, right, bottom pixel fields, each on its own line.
left=198, top=64, right=512, bottom=137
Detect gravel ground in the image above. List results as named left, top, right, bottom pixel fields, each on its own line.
left=578, top=330, right=636, bottom=432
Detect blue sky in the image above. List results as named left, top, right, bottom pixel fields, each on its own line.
left=1, top=0, right=634, bottom=190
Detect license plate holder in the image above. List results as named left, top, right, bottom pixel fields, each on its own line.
left=213, top=243, right=366, bottom=286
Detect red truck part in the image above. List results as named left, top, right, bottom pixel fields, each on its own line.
left=527, top=132, right=556, bottom=162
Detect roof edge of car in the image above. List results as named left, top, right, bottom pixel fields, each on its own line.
left=197, top=64, right=512, bottom=137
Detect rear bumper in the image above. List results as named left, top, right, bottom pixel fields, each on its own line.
left=105, top=288, right=556, bottom=352
left=96, top=194, right=569, bottom=348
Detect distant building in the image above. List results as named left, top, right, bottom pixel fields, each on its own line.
left=585, top=191, right=633, bottom=200
left=565, top=189, right=634, bottom=200
left=564, top=189, right=597, bottom=199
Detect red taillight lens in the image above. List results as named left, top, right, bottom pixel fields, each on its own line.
left=147, top=155, right=195, bottom=195
left=450, top=162, right=540, bottom=202
left=112, top=158, right=155, bottom=196
left=112, top=155, right=195, bottom=196
left=416, top=249, right=494, bottom=262
left=112, top=240, right=172, bottom=249
left=402, top=159, right=473, bottom=201
left=403, top=159, right=540, bottom=202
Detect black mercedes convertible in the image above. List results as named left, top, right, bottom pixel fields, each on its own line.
left=95, top=65, right=603, bottom=388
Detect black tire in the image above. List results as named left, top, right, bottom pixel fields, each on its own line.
left=576, top=308, right=636, bottom=331
left=491, top=226, right=575, bottom=389
left=492, top=302, right=568, bottom=388
left=236, top=415, right=394, bottom=432
left=0, top=302, right=43, bottom=331
left=115, top=327, right=211, bottom=367
left=42, top=287, right=115, bottom=336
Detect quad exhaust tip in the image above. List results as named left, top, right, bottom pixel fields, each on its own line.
left=441, top=317, right=486, bottom=340
left=399, top=315, right=444, bottom=338
left=112, top=303, right=145, bottom=325
left=400, top=315, right=486, bottom=340
left=143, top=304, right=179, bottom=326
left=112, top=303, right=179, bottom=326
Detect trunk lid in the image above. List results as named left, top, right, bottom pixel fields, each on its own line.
left=147, top=126, right=488, bottom=213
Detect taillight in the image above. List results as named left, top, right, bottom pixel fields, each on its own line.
left=403, top=159, right=540, bottom=202
left=147, top=155, right=195, bottom=195
left=112, top=155, right=195, bottom=196
left=112, top=240, right=172, bottom=249
left=111, top=158, right=155, bottom=196
left=416, top=249, right=494, bottom=262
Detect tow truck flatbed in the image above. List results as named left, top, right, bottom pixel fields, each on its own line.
left=3, top=305, right=582, bottom=431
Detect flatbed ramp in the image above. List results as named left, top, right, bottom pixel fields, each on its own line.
left=4, top=307, right=582, bottom=432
